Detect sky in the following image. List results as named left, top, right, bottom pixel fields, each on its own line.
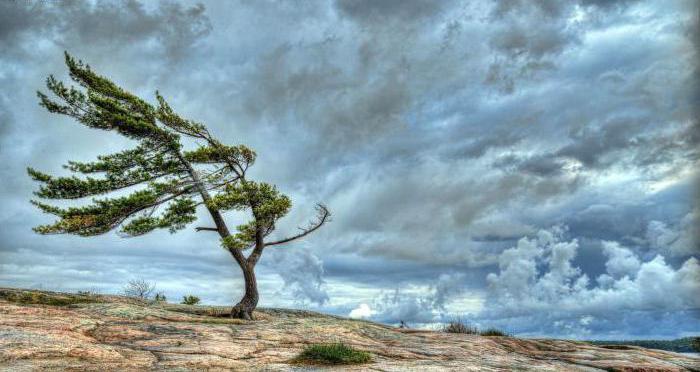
left=0, top=0, right=698, bottom=340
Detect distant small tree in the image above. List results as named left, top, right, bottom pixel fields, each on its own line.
left=442, top=318, right=478, bottom=334
left=181, top=295, right=201, bottom=305
left=154, top=292, right=167, bottom=303
left=123, top=279, right=156, bottom=300
left=28, top=53, right=330, bottom=319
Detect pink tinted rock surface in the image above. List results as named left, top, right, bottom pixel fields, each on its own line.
left=0, top=288, right=697, bottom=371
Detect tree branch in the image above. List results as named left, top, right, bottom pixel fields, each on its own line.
left=264, top=204, right=330, bottom=247
left=195, top=227, right=218, bottom=232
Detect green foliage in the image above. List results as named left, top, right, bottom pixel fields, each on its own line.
left=692, top=337, right=700, bottom=352
left=154, top=292, right=167, bottom=303
left=121, top=197, right=197, bottom=236
left=209, top=181, right=291, bottom=222
left=28, top=52, right=293, bottom=240
left=214, top=181, right=292, bottom=250
left=30, top=187, right=196, bottom=237
left=184, top=144, right=256, bottom=167
left=181, top=295, right=201, bottom=305
left=156, top=92, right=209, bottom=139
left=293, top=343, right=371, bottom=365
left=479, top=328, right=510, bottom=337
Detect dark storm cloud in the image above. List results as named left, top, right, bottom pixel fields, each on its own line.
left=335, top=0, right=453, bottom=23
left=1, top=0, right=698, bottom=338
left=0, top=0, right=211, bottom=59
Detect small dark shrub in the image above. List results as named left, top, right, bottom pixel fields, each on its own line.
left=294, top=343, right=371, bottom=365
left=181, top=295, right=201, bottom=305
left=442, top=319, right=478, bottom=334
left=692, top=337, right=700, bottom=352
left=480, top=328, right=510, bottom=337
left=154, top=292, right=167, bottom=303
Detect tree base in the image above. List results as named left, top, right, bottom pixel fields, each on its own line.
left=230, top=304, right=255, bottom=320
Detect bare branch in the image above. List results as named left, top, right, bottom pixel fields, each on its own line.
left=265, top=204, right=330, bottom=247
left=195, top=227, right=218, bottom=232
left=123, top=278, right=156, bottom=300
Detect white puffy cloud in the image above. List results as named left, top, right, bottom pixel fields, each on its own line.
left=348, top=303, right=375, bottom=319
left=646, top=208, right=699, bottom=256
left=480, top=227, right=700, bottom=338
left=601, top=241, right=640, bottom=278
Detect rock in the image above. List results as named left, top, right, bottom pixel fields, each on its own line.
left=0, top=288, right=697, bottom=371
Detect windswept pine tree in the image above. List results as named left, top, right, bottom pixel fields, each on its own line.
left=28, top=53, right=330, bottom=319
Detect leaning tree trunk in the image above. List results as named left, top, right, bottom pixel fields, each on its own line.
left=231, top=263, right=258, bottom=320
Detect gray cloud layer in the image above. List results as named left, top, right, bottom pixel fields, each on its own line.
left=0, top=0, right=697, bottom=338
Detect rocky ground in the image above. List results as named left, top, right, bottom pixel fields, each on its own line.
left=1, top=287, right=698, bottom=371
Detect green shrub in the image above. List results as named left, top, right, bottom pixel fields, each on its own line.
left=154, top=292, right=167, bottom=303
left=692, top=337, right=700, bottom=352
left=442, top=319, right=478, bottom=334
left=480, top=328, right=510, bottom=337
left=293, top=343, right=371, bottom=365
left=181, top=295, right=201, bottom=305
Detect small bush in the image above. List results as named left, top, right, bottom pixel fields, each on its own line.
left=294, top=343, right=371, bottom=365
left=480, top=328, right=510, bottom=337
left=154, top=292, right=167, bottom=303
left=123, top=279, right=156, bottom=300
left=692, top=337, right=700, bottom=352
left=442, top=319, right=478, bottom=334
left=181, top=295, right=201, bottom=305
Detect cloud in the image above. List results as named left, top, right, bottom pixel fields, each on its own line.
left=335, top=0, right=452, bottom=23
left=601, top=241, right=641, bottom=278
left=350, top=273, right=470, bottom=325
left=646, top=208, right=699, bottom=257
left=265, top=248, right=329, bottom=306
left=0, top=0, right=211, bottom=61
left=480, top=227, right=700, bottom=338
left=0, top=0, right=697, bottom=340
left=348, top=303, right=374, bottom=319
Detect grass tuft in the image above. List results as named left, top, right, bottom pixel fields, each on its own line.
left=293, top=343, right=371, bottom=365
left=441, top=318, right=511, bottom=337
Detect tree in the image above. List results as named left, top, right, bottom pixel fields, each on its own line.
left=181, top=295, right=201, bottom=305
left=28, top=53, right=330, bottom=319
left=123, top=278, right=156, bottom=300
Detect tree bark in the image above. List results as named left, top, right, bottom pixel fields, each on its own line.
left=230, top=262, right=258, bottom=320
left=172, top=150, right=258, bottom=319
